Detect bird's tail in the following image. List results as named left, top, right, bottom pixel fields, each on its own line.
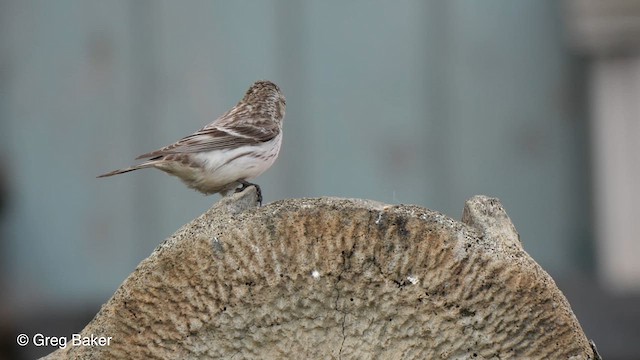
left=96, top=162, right=157, bottom=178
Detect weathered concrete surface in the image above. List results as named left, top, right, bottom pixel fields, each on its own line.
left=44, top=190, right=597, bottom=359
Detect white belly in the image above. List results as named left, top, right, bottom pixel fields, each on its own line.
left=171, top=133, right=282, bottom=194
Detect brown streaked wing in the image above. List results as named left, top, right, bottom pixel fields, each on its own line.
left=135, top=118, right=279, bottom=159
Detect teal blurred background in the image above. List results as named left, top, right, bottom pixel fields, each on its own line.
left=0, top=1, right=638, bottom=358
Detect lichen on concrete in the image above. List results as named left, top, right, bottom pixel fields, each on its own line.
left=43, top=190, right=597, bottom=359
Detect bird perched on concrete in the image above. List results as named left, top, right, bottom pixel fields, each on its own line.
left=98, top=80, right=286, bottom=205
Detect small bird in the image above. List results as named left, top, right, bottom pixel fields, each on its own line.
left=98, top=80, right=286, bottom=205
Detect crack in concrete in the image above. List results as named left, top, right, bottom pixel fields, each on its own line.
left=339, top=311, right=347, bottom=360
left=335, top=242, right=357, bottom=359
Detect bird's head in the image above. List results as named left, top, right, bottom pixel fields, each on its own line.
left=242, top=80, right=286, bottom=123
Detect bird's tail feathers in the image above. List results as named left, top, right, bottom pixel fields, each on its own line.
left=96, top=161, right=158, bottom=178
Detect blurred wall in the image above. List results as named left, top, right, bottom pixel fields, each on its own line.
left=566, top=0, right=640, bottom=294
left=0, top=0, right=607, bottom=358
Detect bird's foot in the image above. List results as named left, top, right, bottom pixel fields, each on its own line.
left=236, top=180, right=262, bottom=206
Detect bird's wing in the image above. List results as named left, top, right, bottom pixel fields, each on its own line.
left=135, top=116, right=280, bottom=159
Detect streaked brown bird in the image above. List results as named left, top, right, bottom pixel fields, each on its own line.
left=98, top=80, right=286, bottom=204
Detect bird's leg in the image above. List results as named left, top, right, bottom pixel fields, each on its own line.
left=236, top=179, right=262, bottom=206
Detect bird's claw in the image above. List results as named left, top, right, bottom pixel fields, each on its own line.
left=236, top=180, right=262, bottom=206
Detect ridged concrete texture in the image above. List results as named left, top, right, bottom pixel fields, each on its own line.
left=44, top=189, right=597, bottom=359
